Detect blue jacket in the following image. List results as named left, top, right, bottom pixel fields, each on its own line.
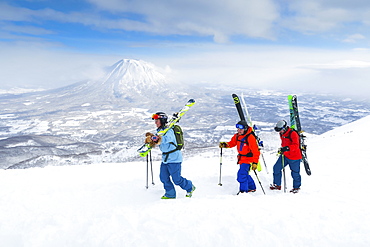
left=157, top=127, right=183, bottom=163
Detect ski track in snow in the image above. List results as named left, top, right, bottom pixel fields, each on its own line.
left=1, top=116, right=370, bottom=247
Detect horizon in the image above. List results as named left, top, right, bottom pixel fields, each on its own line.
left=1, top=1, right=370, bottom=97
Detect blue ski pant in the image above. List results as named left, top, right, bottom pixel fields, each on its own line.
left=160, top=162, right=193, bottom=198
left=273, top=155, right=301, bottom=189
left=237, top=163, right=256, bottom=192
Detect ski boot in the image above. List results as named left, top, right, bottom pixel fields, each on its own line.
left=270, top=184, right=282, bottom=190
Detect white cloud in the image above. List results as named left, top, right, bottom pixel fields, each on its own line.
left=342, top=34, right=366, bottom=43
left=0, top=1, right=280, bottom=43
left=0, top=43, right=118, bottom=89
left=281, top=2, right=349, bottom=33
left=73, top=0, right=280, bottom=42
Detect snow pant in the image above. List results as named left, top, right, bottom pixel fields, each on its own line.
left=160, top=162, right=193, bottom=198
left=273, top=155, right=301, bottom=189
left=237, top=163, right=256, bottom=192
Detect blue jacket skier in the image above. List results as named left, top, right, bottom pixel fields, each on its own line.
left=146, top=112, right=195, bottom=199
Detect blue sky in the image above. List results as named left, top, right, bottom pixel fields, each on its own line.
left=1, top=0, right=370, bottom=97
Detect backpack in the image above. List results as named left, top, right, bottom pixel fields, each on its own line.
left=237, top=130, right=258, bottom=159
left=171, top=125, right=184, bottom=151
left=238, top=131, right=257, bottom=146
left=162, top=125, right=184, bottom=162
left=285, top=128, right=306, bottom=151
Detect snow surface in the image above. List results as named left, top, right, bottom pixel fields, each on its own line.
left=1, top=116, right=370, bottom=247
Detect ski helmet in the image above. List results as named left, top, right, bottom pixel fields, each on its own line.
left=152, top=112, right=168, bottom=126
left=236, top=120, right=249, bottom=129
left=274, top=120, right=288, bottom=132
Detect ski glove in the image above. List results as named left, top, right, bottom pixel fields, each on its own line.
left=219, top=142, right=229, bottom=148
left=251, top=162, right=258, bottom=170
left=145, top=133, right=162, bottom=146
left=145, top=132, right=154, bottom=143
left=151, top=135, right=160, bottom=142
left=278, top=146, right=290, bottom=153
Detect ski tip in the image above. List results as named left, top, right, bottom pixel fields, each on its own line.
left=139, top=152, right=148, bottom=157
left=232, top=94, right=240, bottom=104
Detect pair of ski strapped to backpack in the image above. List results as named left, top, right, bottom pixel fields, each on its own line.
left=137, top=99, right=195, bottom=158
left=288, top=95, right=311, bottom=176
left=232, top=93, right=266, bottom=173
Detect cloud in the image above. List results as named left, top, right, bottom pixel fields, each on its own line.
left=1, top=1, right=280, bottom=43
left=280, top=1, right=370, bottom=34
left=0, top=43, right=119, bottom=89
left=1, top=23, right=55, bottom=35
left=160, top=45, right=370, bottom=97
left=342, top=34, right=366, bottom=43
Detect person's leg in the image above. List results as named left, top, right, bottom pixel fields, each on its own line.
left=167, top=162, right=193, bottom=192
left=160, top=162, right=176, bottom=198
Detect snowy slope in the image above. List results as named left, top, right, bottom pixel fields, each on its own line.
left=0, top=115, right=369, bottom=246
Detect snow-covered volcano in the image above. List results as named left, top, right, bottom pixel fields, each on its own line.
left=103, top=59, right=167, bottom=97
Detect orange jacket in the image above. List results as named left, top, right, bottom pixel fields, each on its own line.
left=280, top=127, right=302, bottom=160
left=227, top=127, right=260, bottom=164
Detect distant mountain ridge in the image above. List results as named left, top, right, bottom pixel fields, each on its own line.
left=0, top=59, right=370, bottom=169
left=0, top=59, right=181, bottom=115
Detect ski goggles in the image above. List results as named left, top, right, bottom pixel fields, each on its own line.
left=236, top=124, right=247, bottom=129
left=274, top=127, right=284, bottom=132
left=151, top=114, right=166, bottom=120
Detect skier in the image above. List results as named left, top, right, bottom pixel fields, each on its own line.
left=219, top=120, right=260, bottom=194
left=270, top=120, right=302, bottom=193
left=146, top=112, right=195, bottom=199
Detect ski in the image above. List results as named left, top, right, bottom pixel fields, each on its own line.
left=137, top=99, right=195, bottom=157
left=232, top=94, right=246, bottom=121
left=240, top=93, right=268, bottom=174
left=287, top=95, right=311, bottom=176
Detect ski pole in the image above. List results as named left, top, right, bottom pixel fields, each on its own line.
left=149, top=150, right=155, bottom=186
left=218, top=148, right=223, bottom=186
left=282, top=154, right=286, bottom=193
left=146, top=153, right=149, bottom=189
left=253, top=170, right=265, bottom=195
left=260, top=152, right=269, bottom=174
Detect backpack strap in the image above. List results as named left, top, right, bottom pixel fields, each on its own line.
left=285, top=128, right=296, bottom=142
left=162, top=127, right=180, bottom=162
left=236, top=131, right=256, bottom=163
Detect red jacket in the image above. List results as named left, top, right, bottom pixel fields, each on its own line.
left=227, top=127, right=260, bottom=164
left=280, top=127, right=302, bottom=160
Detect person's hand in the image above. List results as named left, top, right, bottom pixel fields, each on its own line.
left=219, top=142, right=229, bottom=148
left=151, top=135, right=161, bottom=143
left=145, top=132, right=154, bottom=143
left=278, top=146, right=290, bottom=154
left=251, top=163, right=258, bottom=170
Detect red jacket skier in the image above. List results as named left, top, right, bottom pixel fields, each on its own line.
left=220, top=120, right=260, bottom=194
left=270, top=120, right=302, bottom=193
left=279, top=125, right=302, bottom=160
